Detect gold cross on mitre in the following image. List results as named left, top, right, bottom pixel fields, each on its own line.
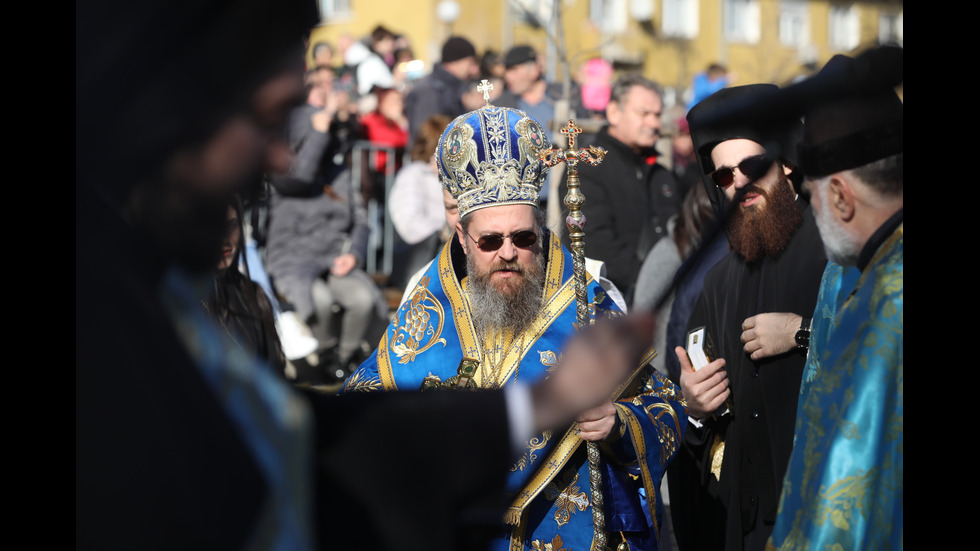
left=477, top=79, right=494, bottom=107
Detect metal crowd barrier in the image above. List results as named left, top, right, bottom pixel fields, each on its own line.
left=349, top=140, right=401, bottom=278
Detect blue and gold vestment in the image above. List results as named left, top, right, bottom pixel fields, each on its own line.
left=769, top=223, right=903, bottom=550
left=345, top=232, right=687, bottom=550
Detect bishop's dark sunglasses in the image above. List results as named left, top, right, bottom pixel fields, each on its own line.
left=709, top=154, right=774, bottom=189
left=467, top=230, right=538, bottom=252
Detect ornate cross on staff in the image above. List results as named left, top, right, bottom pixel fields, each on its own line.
left=539, top=120, right=607, bottom=327
left=538, top=119, right=609, bottom=549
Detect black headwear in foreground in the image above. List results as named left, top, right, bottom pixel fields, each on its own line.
left=686, top=84, right=804, bottom=213
left=797, top=54, right=904, bottom=178
left=76, top=0, right=319, bottom=205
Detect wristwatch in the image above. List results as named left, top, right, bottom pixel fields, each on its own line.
left=795, top=317, right=811, bottom=351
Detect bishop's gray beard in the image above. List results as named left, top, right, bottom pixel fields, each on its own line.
left=466, top=250, right=546, bottom=336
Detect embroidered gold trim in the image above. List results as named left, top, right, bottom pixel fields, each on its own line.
left=504, top=348, right=656, bottom=525
left=438, top=239, right=483, bottom=365
left=512, top=431, right=553, bottom=472
left=390, top=276, right=448, bottom=363
left=508, top=512, right=527, bottom=550
left=342, top=368, right=381, bottom=393
left=504, top=422, right=582, bottom=525
left=376, top=330, right=399, bottom=391
left=531, top=534, right=568, bottom=551
left=544, top=470, right=589, bottom=527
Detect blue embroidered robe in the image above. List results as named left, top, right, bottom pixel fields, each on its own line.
left=344, top=232, right=687, bottom=550
left=769, top=223, right=903, bottom=550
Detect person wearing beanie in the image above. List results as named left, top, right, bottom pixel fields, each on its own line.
left=670, top=83, right=827, bottom=551
left=770, top=49, right=903, bottom=551
left=404, top=35, right=479, bottom=142
left=496, top=45, right=565, bottom=141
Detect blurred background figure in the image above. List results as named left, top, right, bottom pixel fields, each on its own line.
left=498, top=45, right=562, bottom=140
left=579, top=57, right=613, bottom=121
left=688, top=62, right=733, bottom=108
left=561, top=73, right=681, bottom=302
left=478, top=49, right=505, bottom=102
left=265, top=60, right=385, bottom=383
left=267, top=162, right=387, bottom=382
left=404, top=35, right=479, bottom=142
left=392, top=45, right=423, bottom=92
left=480, top=49, right=505, bottom=80
left=312, top=41, right=334, bottom=73
left=633, top=181, right=718, bottom=375
left=398, top=187, right=461, bottom=306
left=359, top=86, right=409, bottom=206
left=670, top=115, right=700, bottom=200
left=204, top=195, right=287, bottom=376
left=387, top=114, right=453, bottom=289
left=345, top=24, right=398, bottom=97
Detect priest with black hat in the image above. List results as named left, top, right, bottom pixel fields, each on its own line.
left=668, top=84, right=827, bottom=551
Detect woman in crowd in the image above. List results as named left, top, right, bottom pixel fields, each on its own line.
left=387, top=114, right=452, bottom=289
left=203, top=195, right=286, bottom=375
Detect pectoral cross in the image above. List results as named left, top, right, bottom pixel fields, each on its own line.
left=477, top=79, right=494, bottom=106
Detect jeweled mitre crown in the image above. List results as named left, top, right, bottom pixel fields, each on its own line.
left=436, top=105, right=551, bottom=217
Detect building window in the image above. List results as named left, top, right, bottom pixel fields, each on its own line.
left=779, top=0, right=810, bottom=47
left=879, top=11, right=903, bottom=46
left=319, top=0, right=351, bottom=19
left=724, top=0, right=760, bottom=44
left=663, top=0, right=699, bottom=39
left=828, top=4, right=860, bottom=51
left=514, top=0, right=554, bottom=27
left=589, top=0, right=627, bottom=33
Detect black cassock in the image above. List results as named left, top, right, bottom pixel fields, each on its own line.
left=669, top=199, right=827, bottom=551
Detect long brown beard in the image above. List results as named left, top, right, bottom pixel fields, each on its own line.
left=466, top=249, right=546, bottom=336
left=726, top=176, right=803, bottom=263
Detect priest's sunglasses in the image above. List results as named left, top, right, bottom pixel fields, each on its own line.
left=710, top=154, right=774, bottom=189
left=467, top=230, right=538, bottom=252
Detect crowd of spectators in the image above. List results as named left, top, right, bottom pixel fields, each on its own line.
left=234, top=24, right=740, bottom=390
left=77, top=3, right=902, bottom=546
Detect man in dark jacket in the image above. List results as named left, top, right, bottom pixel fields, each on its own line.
left=404, top=35, right=479, bottom=142
left=561, top=73, right=681, bottom=299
